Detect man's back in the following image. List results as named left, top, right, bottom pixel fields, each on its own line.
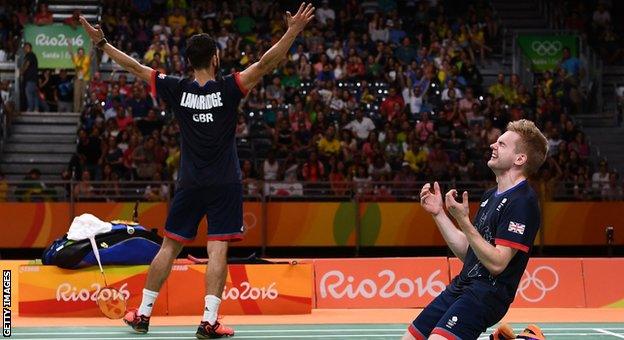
left=151, top=71, right=247, bottom=188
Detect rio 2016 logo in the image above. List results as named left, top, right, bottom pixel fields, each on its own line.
left=516, top=266, right=559, bottom=303
left=531, top=41, right=562, bottom=56
left=222, top=282, right=279, bottom=300
left=319, top=269, right=446, bottom=299
left=56, top=283, right=130, bottom=302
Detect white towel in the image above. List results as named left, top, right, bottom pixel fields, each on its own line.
left=67, top=213, right=112, bottom=241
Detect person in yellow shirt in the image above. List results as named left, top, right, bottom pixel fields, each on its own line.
left=318, top=126, right=341, bottom=157
left=488, top=72, right=511, bottom=102
left=167, top=7, right=187, bottom=30
left=68, top=41, right=92, bottom=112
left=403, top=141, right=428, bottom=172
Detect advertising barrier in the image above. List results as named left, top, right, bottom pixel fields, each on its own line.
left=6, top=257, right=624, bottom=316
left=17, top=263, right=312, bottom=316
left=581, top=258, right=624, bottom=308
left=314, top=258, right=449, bottom=308
left=449, top=258, right=586, bottom=307
left=167, top=264, right=313, bottom=315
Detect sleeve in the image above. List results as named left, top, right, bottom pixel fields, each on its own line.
left=494, top=197, right=540, bottom=253
left=150, top=70, right=181, bottom=107
left=222, top=72, right=249, bottom=107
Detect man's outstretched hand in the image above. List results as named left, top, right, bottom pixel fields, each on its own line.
left=79, top=16, right=104, bottom=43
left=286, top=2, right=315, bottom=33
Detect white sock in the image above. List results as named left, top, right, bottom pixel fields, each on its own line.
left=138, top=289, right=159, bottom=317
left=202, top=295, right=221, bottom=324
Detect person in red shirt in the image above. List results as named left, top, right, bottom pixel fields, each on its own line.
left=89, top=72, right=109, bottom=102
left=380, top=87, right=404, bottom=119
left=34, top=3, right=53, bottom=25
left=64, top=10, right=81, bottom=29
left=117, top=74, right=133, bottom=99
left=302, top=151, right=325, bottom=182
left=115, top=107, right=134, bottom=132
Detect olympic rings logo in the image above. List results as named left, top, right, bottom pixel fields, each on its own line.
left=516, top=266, right=559, bottom=303
left=531, top=41, right=562, bottom=56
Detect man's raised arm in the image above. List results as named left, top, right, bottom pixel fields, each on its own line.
left=238, top=2, right=315, bottom=91
left=79, top=16, right=153, bottom=82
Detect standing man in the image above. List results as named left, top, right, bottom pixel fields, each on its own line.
left=20, top=43, right=40, bottom=112
left=79, top=3, right=315, bottom=338
left=403, top=119, right=548, bottom=340
left=67, top=41, right=91, bottom=112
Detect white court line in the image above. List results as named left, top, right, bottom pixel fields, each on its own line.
left=595, top=329, right=624, bottom=338
left=12, top=328, right=405, bottom=335
left=12, top=334, right=617, bottom=340
left=8, top=335, right=405, bottom=339
left=13, top=327, right=624, bottom=336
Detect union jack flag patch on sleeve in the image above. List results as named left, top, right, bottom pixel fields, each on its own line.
left=508, top=221, right=526, bottom=235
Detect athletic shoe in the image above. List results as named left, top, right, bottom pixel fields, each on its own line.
left=518, top=324, right=545, bottom=340
left=490, top=323, right=516, bottom=340
left=195, top=320, right=235, bottom=338
left=123, top=308, right=150, bottom=333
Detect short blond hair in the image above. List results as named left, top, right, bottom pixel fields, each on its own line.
left=506, top=119, right=548, bottom=176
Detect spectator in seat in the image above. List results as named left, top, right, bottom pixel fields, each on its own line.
left=441, top=79, right=463, bottom=101
left=144, top=171, right=170, bottom=201
left=318, top=126, right=341, bottom=157
left=601, top=171, right=622, bottom=201
left=380, top=87, right=404, bottom=118
left=235, top=115, right=249, bottom=139
left=344, top=109, right=376, bottom=140
left=77, top=128, right=102, bottom=179
left=481, top=118, right=502, bottom=146
left=55, top=69, right=74, bottom=112
left=368, top=154, right=392, bottom=179
left=89, top=72, right=108, bottom=102
left=302, top=151, right=325, bottom=183
left=137, top=108, right=164, bottom=136
left=74, top=170, right=95, bottom=201
left=427, top=140, right=450, bottom=178
left=488, top=73, right=510, bottom=101
left=132, top=136, right=159, bottom=180
left=127, top=85, right=151, bottom=118
left=34, top=3, right=53, bottom=25
left=64, top=10, right=81, bottom=29
left=262, top=150, right=280, bottom=182
left=592, top=160, right=610, bottom=194
left=415, top=111, right=435, bottom=143
left=316, top=0, right=335, bottom=26
left=403, top=141, right=428, bottom=173
left=241, top=159, right=259, bottom=196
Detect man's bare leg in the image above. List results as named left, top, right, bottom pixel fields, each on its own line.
left=137, top=237, right=183, bottom=317
left=202, top=240, right=229, bottom=324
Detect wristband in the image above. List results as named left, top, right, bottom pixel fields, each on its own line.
left=96, top=38, right=108, bottom=48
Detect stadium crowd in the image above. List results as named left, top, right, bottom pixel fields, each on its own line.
left=2, top=0, right=621, bottom=201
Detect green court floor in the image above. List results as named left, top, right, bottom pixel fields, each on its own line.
left=10, top=323, right=624, bottom=339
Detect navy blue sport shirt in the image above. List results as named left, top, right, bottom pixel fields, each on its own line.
left=451, top=180, right=540, bottom=303
left=150, top=70, right=248, bottom=188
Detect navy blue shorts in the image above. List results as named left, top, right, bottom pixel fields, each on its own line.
left=408, top=280, right=509, bottom=340
left=164, top=183, right=244, bottom=243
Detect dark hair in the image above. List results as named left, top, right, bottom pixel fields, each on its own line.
left=185, top=33, right=217, bottom=70
left=24, top=42, right=32, bottom=49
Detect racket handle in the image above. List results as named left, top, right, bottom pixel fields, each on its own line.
left=89, top=237, right=107, bottom=285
